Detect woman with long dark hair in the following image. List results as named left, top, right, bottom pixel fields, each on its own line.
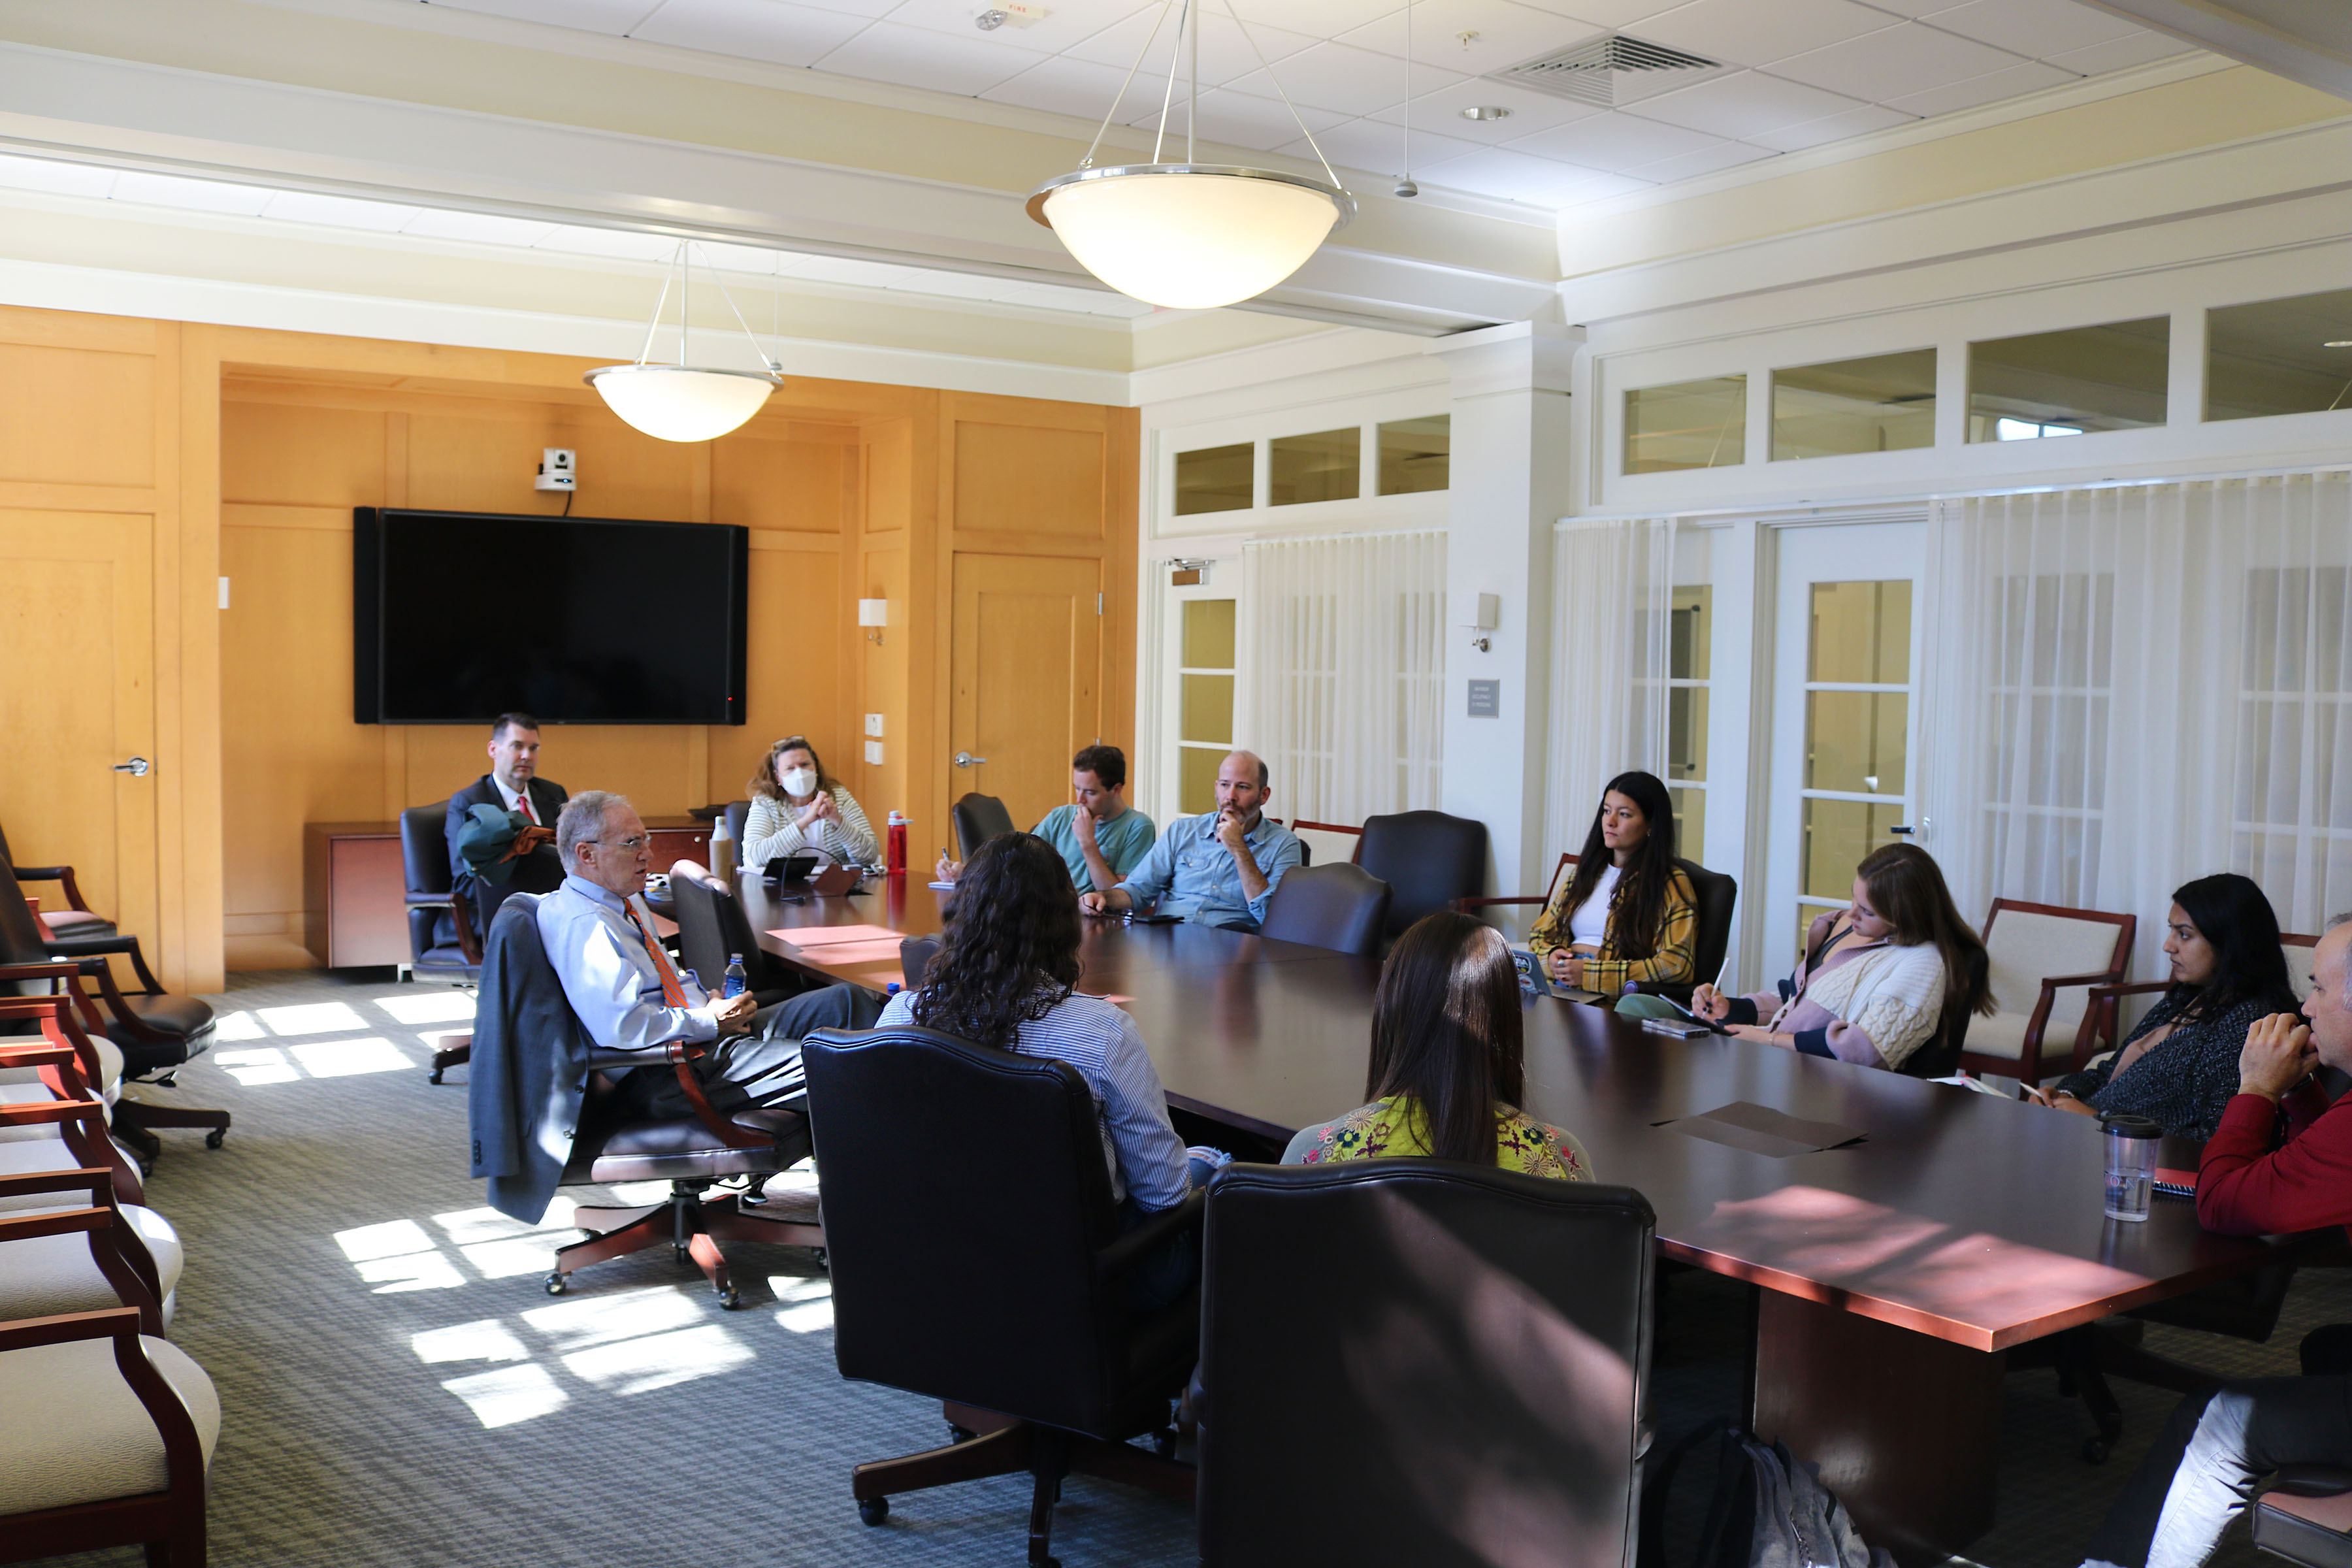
left=1284, top=911, right=1592, bottom=1179
left=878, top=832, right=1208, bottom=1230
left=2029, top=873, right=2301, bottom=1141
left=1527, top=770, right=1697, bottom=998
left=1693, top=842, right=1994, bottom=1072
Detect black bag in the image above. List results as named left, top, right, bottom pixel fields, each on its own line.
left=1639, top=1420, right=1895, bottom=1568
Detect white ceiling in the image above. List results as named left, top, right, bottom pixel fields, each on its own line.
left=421, top=0, right=2200, bottom=207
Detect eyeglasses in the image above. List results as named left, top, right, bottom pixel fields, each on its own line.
left=588, top=835, right=651, bottom=852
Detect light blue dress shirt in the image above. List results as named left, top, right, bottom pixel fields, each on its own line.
left=1114, top=811, right=1302, bottom=931
left=536, top=874, right=722, bottom=1054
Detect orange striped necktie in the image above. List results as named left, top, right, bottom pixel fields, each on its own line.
left=623, top=900, right=690, bottom=1007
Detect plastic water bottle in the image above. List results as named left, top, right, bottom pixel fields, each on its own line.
left=885, top=981, right=902, bottom=998
left=722, top=953, right=747, bottom=1000
left=886, top=810, right=909, bottom=876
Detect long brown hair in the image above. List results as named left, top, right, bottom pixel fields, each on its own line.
left=747, top=735, right=838, bottom=802
left=911, top=834, right=1083, bottom=1050
left=1855, top=843, right=1995, bottom=1019
left=1364, top=911, right=1526, bottom=1165
left=1557, top=770, right=1679, bottom=960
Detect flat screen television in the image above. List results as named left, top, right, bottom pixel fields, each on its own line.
left=353, top=507, right=749, bottom=725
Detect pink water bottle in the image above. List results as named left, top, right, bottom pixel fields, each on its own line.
left=886, top=810, right=908, bottom=875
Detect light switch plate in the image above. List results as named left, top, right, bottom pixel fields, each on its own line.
left=864, top=713, right=884, bottom=736
left=864, top=740, right=884, bottom=764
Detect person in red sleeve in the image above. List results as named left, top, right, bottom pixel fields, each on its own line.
left=2075, top=916, right=2352, bottom=1568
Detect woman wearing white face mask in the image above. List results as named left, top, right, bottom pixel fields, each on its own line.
left=742, top=736, right=881, bottom=871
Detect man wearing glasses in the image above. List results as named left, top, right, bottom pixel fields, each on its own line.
left=536, top=790, right=875, bottom=1117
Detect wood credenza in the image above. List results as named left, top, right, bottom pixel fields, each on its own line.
left=303, top=817, right=714, bottom=970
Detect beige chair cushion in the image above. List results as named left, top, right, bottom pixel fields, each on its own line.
left=0, top=1333, right=217, bottom=1515
left=0, top=1039, right=123, bottom=1107
left=0, top=1142, right=128, bottom=1213
left=1290, top=825, right=1361, bottom=872
left=2288, top=941, right=2319, bottom=999
left=1983, top=907, right=2126, bottom=1036
left=0, top=1203, right=183, bottom=1325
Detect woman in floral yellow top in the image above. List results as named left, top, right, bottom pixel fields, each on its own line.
left=1526, top=769, right=1696, bottom=999
left=1282, top=911, right=1593, bottom=1181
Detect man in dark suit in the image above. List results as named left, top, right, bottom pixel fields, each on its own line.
left=446, top=712, right=568, bottom=935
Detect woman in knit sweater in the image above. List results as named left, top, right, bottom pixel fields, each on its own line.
left=2028, top=873, right=2300, bottom=1143
left=1693, top=842, right=1993, bottom=1072
left=741, top=736, right=881, bottom=870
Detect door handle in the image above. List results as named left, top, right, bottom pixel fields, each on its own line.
left=114, top=757, right=150, bottom=778
left=953, top=752, right=988, bottom=769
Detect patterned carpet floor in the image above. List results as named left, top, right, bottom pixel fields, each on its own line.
left=37, top=968, right=2351, bottom=1567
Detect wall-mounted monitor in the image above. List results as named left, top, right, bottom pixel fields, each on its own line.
left=353, top=507, right=749, bottom=725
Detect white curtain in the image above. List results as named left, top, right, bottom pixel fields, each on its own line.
left=1544, top=518, right=1678, bottom=862
left=1241, top=531, right=1446, bottom=825
left=1919, top=472, right=2352, bottom=975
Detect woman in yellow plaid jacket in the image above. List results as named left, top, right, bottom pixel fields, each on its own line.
left=1526, top=769, right=1696, bottom=998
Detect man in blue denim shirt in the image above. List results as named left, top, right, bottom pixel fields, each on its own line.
left=1081, top=749, right=1301, bottom=932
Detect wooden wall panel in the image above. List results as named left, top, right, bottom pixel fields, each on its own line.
left=712, top=436, right=849, bottom=534
left=403, top=408, right=700, bottom=521
left=952, top=421, right=1106, bottom=539
left=0, top=342, right=156, bottom=487
left=221, top=402, right=383, bottom=508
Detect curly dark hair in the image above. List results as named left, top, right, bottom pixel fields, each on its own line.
left=910, top=833, right=1083, bottom=1050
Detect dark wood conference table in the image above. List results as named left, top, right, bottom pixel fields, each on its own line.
left=738, top=875, right=2278, bottom=1560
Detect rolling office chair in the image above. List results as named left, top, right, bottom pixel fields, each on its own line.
left=723, top=800, right=751, bottom=851
left=1195, top=1161, right=1656, bottom=1567
left=802, top=1022, right=1200, bottom=1566
left=1257, top=863, right=1391, bottom=957
left=666, top=861, right=798, bottom=1007
left=1352, top=810, right=1487, bottom=943
left=399, top=807, right=480, bottom=1085
left=898, top=936, right=939, bottom=992
left=0, top=823, right=116, bottom=945
left=951, top=793, right=1019, bottom=861
left=0, top=860, right=226, bottom=1162
left=465, top=893, right=823, bottom=1307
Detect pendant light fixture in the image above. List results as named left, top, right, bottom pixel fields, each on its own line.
left=585, top=241, right=783, bottom=442
left=1026, top=0, right=1354, bottom=311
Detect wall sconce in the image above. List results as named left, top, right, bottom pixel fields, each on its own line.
left=1453, top=591, right=1499, bottom=653
left=859, top=598, right=890, bottom=645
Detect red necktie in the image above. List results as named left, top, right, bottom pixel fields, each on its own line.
left=516, top=789, right=538, bottom=826
left=623, top=902, right=689, bottom=1007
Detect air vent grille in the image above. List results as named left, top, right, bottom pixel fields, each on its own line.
left=1495, top=33, right=1726, bottom=107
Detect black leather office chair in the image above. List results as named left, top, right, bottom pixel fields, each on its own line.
left=0, top=822, right=116, bottom=944
left=952, top=793, right=1019, bottom=860
left=801, top=1022, right=1200, bottom=1565
left=1258, top=863, right=1390, bottom=957
left=1615, top=857, right=1739, bottom=1008
left=1195, top=1161, right=1656, bottom=1567
left=723, top=800, right=751, bottom=851
left=898, top=936, right=939, bottom=992
left=1353, top=811, right=1488, bottom=942
left=470, top=893, right=823, bottom=1307
left=668, top=860, right=796, bottom=1007
left=0, top=858, right=227, bottom=1161
left=2253, top=1470, right=2352, bottom=1566
left=399, top=806, right=479, bottom=1084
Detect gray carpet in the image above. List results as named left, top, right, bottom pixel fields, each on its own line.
left=39, top=968, right=2352, bottom=1567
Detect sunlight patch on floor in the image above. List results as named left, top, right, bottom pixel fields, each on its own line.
left=373, top=990, right=478, bottom=1026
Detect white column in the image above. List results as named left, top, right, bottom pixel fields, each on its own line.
left=1427, top=321, right=1582, bottom=900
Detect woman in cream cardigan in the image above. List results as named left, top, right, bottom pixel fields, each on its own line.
left=1693, top=842, right=1993, bottom=1072
left=742, top=735, right=881, bottom=870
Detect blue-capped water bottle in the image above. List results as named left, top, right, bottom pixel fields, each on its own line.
left=722, top=953, right=747, bottom=1000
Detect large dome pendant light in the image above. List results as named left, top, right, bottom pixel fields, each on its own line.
left=585, top=242, right=784, bottom=442
left=1026, top=0, right=1354, bottom=311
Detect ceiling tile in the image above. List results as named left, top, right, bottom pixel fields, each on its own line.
left=1744, top=100, right=1912, bottom=150
left=1627, top=68, right=1868, bottom=137
left=1130, top=88, right=1350, bottom=150
left=1631, top=137, right=1776, bottom=180
left=1913, top=0, right=2142, bottom=58
left=1337, top=0, right=1598, bottom=71
left=1064, top=10, right=1320, bottom=88
left=1232, top=0, right=1408, bottom=37
left=813, top=19, right=1051, bottom=93
left=1850, top=0, right=1944, bottom=14
left=1503, top=0, right=1684, bottom=26
left=1503, top=108, right=1727, bottom=167
left=1635, top=0, right=1898, bottom=70
left=1539, top=167, right=1659, bottom=203
left=2045, top=30, right=2197, bottom=75
left=0, top=155, right=118, bottom=198
left=1770, top=20, right=2029, bottom=100
left=882, top=0, right=1154, bottom=54
left=983, top=56, right=1174, bottom=118
left=258, top=190, right=421, bottom=231
left=1366, top=78, right=1605, bottom=136
left=400, top=209, right=564, bottom=245
left=1416, top=143, right=1635, bottom=203
left=1222, top=42, right=1469, bottom=116
left=1881, top=57, right=2074, bottom=116
left=630, top=0, right=874, bottom=66
left=427, top=0, right=663, bottom=31
left=533, top=225, right=683, bottom=259
left=110, top=171, right=275, bottom=215
left=1281, top=118, right=1485, bottom=176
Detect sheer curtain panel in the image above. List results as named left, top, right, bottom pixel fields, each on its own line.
left=1919, top=473, right=2352, bottom=975
left=1544, top=519, right=1678, bottom=865
left=1241, top=531, right=1446, bottom=826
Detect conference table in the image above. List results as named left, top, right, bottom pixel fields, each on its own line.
left=737, top=874, right=2279, bottom=1561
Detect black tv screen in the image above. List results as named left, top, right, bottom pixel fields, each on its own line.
left=353, top=507, right=749, bottom=725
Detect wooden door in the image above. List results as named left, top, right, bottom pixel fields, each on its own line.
left=0, top=510, right=158, bottom=945
left=950, top=553, right=1102, bottom=834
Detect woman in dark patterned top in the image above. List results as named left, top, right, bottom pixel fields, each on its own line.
left=2028, top=874, right=2301, bottom=1143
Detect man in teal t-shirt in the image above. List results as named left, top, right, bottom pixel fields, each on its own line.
left=934, top=743, right=1156, bottom=894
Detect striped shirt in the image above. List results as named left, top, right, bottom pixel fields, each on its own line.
left=743, top=785, right=881, bottom=869
left=877, top=987, right=1190, bottom=1211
